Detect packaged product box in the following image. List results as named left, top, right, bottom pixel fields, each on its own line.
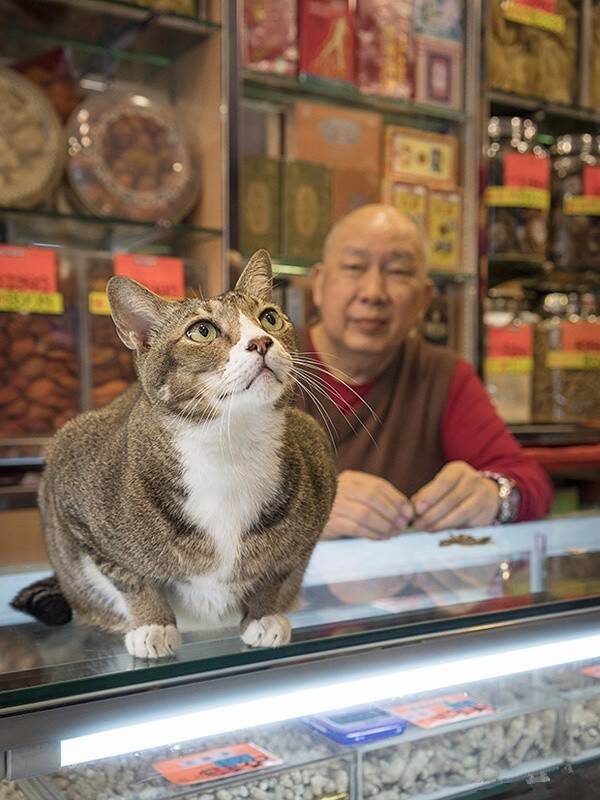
left=239, top=155, right=282, bottom=256
left=384, top=125, right=459, bottom=190
left=242, top=0, right=298, bottom=76
left=356, top=0, right=414, bottom=98
left=382, top=180, right=428, bottom=230
left=288, top=101, right=382, bottom=174
left=428, top=188, right=462, bottom=271
left=332, top=169, right=380, bottom=222
left=413, top=35, right=463, bottom=109
left=412, top=0, right=463, bottom=42
left=240, top=105, right=282, bottom=159
left=282, top=161, right=332, bottom=260
left=298, top=0, right=355, bottom=84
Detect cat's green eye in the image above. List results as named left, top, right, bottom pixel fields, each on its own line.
left=186, top=321, right=219, bottom=343
left=259, top=308, right=284, bottom=333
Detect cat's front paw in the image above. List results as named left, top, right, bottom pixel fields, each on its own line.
left=125, top=624, right=181, bottom=659
left=241, top=614, right=291, bottom=648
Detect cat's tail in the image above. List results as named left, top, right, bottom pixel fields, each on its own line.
left=11, top=575, right=73, bottom=626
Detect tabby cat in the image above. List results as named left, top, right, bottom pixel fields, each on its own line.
left=12, top=250, right=337, bottom=658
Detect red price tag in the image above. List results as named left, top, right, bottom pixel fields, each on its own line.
left=562, top=322, right=600, bottom=353
left=114, top=254, right=185, bottom=299
left=0, top=246, right=57, bottom=293
left=487, top=325, right=533, bottom=358
left=517, top=0, right=557, bottom=12
left=504, top=153, right=550, bottom=190
left=584, top=166, right=600, bottom=197
left=153, top=743, right=282, bottom=786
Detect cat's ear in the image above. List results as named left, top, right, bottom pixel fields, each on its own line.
left=234, top=249, right=273, bottom=302
left=107, top=276, right=169, bottom=352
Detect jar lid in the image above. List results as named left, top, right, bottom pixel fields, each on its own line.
left=488, top=116, right=537, bottom=141
left=554, top=134, right=600, bottom=156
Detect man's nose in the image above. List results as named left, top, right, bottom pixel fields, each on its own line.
left=358, top=266, right=388, bottom=302
left=246, top=336, right=273, bottom=355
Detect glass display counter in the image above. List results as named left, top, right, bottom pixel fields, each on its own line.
left=2, top=512, right=600, bottom=800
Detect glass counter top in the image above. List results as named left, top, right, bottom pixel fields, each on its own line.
left=1, top=512, right=600, bottom=714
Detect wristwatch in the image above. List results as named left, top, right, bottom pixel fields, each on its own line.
left=479, top=471, right=521, bottom=524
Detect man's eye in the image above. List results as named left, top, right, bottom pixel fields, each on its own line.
left=186, top=321, right=219, bottom=343
left=341, top=263, right=366, bottom=271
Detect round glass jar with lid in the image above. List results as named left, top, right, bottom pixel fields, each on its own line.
left=66, top=85, right=200, bottom=223
left=551, top=134, right=600, bottom=270
left=533, top=281, right=600, bottom=423
left=484, top=283, right=537, bottom=424
left=487, top=117, right=551, bottom=265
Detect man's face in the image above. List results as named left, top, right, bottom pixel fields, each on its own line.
left=313, top=212, right=432, bottom=357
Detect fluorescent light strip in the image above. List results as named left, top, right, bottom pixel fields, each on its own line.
left=61, top=631, right=600, bottom=767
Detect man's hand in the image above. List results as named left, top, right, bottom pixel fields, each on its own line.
left=410, top=461, right=499, bottom=532
left=322, top=470, right=414, bottom=540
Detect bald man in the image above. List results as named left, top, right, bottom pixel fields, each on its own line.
left=296, top=205, right=553, bottom=539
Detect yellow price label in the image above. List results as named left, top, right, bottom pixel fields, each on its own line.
left=563, top=196, right=600, bottom=216
left=88, top=291, right=111, bottom=316
left=0, top=289, right=64, bottom=315
left=502, top=2, right=565, bottom=33
left=547, top=352, right=600, bottom=369
left=486, top=186, right=550, bottom=210
left=485, top=356, right=533, bottom=376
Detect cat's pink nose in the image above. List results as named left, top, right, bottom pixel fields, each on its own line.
left=246, top=336, right=273, bottom=355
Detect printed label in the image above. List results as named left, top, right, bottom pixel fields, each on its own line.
left=547, top=322, right=600, bottom=369
left=504, top=153, right=550, bottom=190
left=391, top=692, right=494, bottom=729
left=486, top=324, right=533, bottom=375
left=428, top=191, right=461, bottom=270
left=583, top=165, right=600, bottom=196
left=389, top=183, right=427, bottom=224
left=502, top=0, right=565, bottom=33
left=487, top=186, right=550, bottom=210
left=563, top=196, right=600, bottom=216
left=0, top=246, right=63, bottom=315
left=89, top=254, right=185, bottom=316
left=581, top=664, right=600, bottom=679
left=153, top=743, right=283, bottom=786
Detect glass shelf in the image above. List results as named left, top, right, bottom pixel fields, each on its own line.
left=0, top=207, right=222, bottom=254
left=488, top=90, right=600, bottom=126
left=0, top=0, right=220, bottom=74
left=243, top=70, right=467, bottom=131
left=269, top=256, right=474, bottom=286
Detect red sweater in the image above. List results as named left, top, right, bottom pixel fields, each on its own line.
left=320, top=359, right=554, bottom=522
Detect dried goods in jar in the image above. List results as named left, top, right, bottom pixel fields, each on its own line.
left=551, top=134, right=600, bottom=271
left=66, top=86, right=199, bottom=223
left=488, top=0, right=578, bottom=104
left=487, top=117, right=550, bottom=265
left=0, top=67, right=63, bottom=208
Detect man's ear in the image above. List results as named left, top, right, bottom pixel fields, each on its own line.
left=234, top=249, right=273, bottom=302
left=107, top=276, right=170, bottom=352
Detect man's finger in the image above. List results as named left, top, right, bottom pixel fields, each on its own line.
left=416, top=475, right=472, bottom=530
left=429, top=494, right=482, bottom=532
left=411, top=464, right=464, bottom=516
left=331, top=502, right=393, bottom=538
left=341, top=475, right=412, bottom=523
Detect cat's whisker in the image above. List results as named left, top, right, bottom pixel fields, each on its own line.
left=290, top=373, right=337, bottom=452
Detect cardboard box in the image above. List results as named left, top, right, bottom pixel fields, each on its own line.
left=299, top=0, right=355, bottom=83
left=382, top=180, right=428, bottom=231
left=282, top=160, right=331, bottom=260
left=239, top=155, right=282, bottom=256
left=428, top=188, right=463, bottom=271
left=332, top=169, right=380, bottom=222
left=356, top=0, right=413, bottom=98
left=242, top=0, right=298, bottom=76
left=384, top=125, right=459, bottom=190
left=414, top=35, right=463, bottom=110
left=288, top=100, right=382, bottom=173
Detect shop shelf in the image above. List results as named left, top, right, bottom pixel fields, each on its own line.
left=510, top=424, right=600, bottom=448
left=0, top=208, right=222, bottom=254
left=243, top=71, right=467, bottom=131
left=487, top=90, right=600, bottom=126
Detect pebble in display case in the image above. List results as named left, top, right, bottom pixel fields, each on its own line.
left=359, top=679, right=561, bottom=800
left=23, top=721, right=353, bottom=800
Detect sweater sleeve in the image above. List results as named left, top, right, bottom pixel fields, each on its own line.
left=442, top=360, right=554, bottom=522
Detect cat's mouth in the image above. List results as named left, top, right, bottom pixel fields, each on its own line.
left=245, top=365, right=280, bottom=390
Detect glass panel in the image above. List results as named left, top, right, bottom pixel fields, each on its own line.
left=2, top=512, right=600, bottom=711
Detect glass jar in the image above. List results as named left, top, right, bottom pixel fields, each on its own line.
left=0, top=248, right=81, bottom=438
left=533, top=287, right=600, bottom=423
left=487, top=117, right=550, bottom=266
left=551, top=134, right=600, bottom=271
left=488, top=0, right=578, bottom=104
left=484, top=286, right=536, bottom=424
